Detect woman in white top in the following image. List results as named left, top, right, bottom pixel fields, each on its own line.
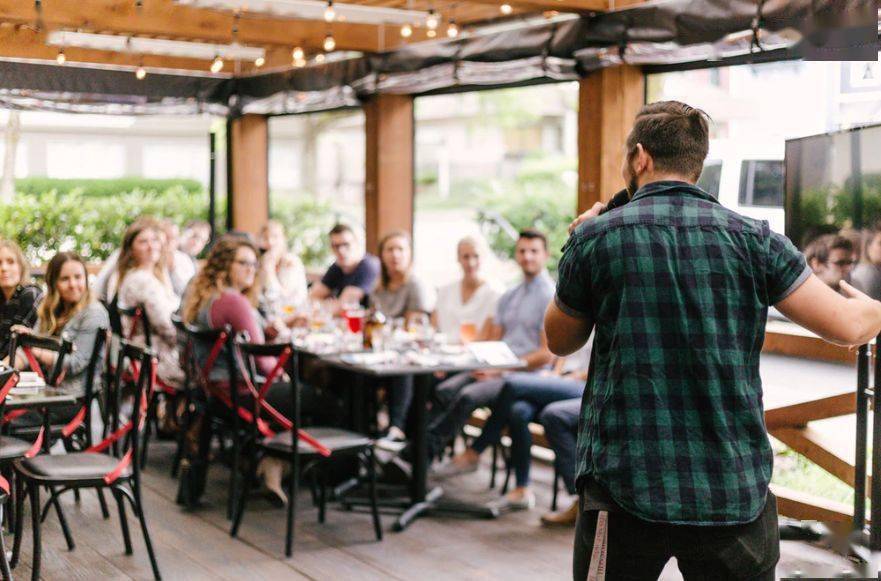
left=433, top=236, right=501, bottom=341
left=258, top=220, right=309, bottom=322
left=116, top=218, right=184, bottom=389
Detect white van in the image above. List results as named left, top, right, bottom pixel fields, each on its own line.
left=697, top=140, right=785, bottom=234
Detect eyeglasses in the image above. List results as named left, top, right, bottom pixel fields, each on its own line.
left=233, top=259, right=259, bottom=269
left=331, top=241, right=351, bottom=250
left=829, top=259, right=855, bottom=267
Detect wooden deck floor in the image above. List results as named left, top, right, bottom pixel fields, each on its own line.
left=4, top=437, right=862, bottom=581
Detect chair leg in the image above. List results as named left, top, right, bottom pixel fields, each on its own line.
left=285, top=453, right=298, bottom=558
left=489, top=445, right=498, bottom=489
left=500, top=448, right=512, bottom=496
left=551, top=467, right=560, bottom=511
left=10, top=475, right=25, bottom=568
left=230, top=455, right=254, bottom=538
left=28, top=481, right=40, bottom=581
left=318, top=470, right=326, bottom=525
left=97, top=488, right=111, bottom=519
left=49, top=486, right=75, bottom=551
left=112, top=488, right=133, bottom=555
left=365, top=450, right=382, bottom=541
left=127, top=483, right=162, bottom=581
left=0, top=503, right=12, bottom=581
left=74, top=488, right=81, bottom=504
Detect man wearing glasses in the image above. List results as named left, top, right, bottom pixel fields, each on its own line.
left=310, top=223, right=380, bottom=306
left=804, top=234, right=855, bottom=291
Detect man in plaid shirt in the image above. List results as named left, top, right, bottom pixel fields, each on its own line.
left=545, top=100, right=881, bottom=580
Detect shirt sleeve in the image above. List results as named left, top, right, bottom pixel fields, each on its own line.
left=555, top=237, right=593, bottom=319
left=406, top=278, right=436, bottom=314
left=319, top=264, right=340, bottom=291
left=349, top=256, right=380, bottom=293
left=766, top=231, right=811, bottom=306
left=210, top=292, right=274, bottom=376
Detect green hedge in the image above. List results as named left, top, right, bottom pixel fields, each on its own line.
left=270, top=197, right=346, bottom=268
left=14, top=177, right=204, bottom=198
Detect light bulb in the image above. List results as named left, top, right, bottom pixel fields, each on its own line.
left=314, top=53, right=326, bottom=64
left=254, top=55, right=265, bottom=67
left=427, top=29, right=436, bottom=38
left=292, top=46, right=304, bottom=61
left=135, top=65, right=146, bottom=80
left=324, top=0, right=335, bottom=22
left=447, top=21, right=458, bottom=37
left=500, top=3, right=512, bottom=14
left=400, top=23, right=412, bottom=38
left=426, top=10, right=438, bottom=30
left=323, top=34, right=335, bottom=52
left=56, top=49, right=66, bottom=64
left=293, top=57, right=306, bottom=68
left=210, top=55, right=224, bottom=73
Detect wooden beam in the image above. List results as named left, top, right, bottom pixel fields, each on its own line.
left=765, top=390, right=856, bottom=431
left=772, top=426, right=870, bottom=493
left=228, top=114, right=269, bottom=234
left=763, top=321, right=856, bottom=364
left=577, top=65, right=644, bottom=213
left=770, top=484, right=854, bottom=523
left=0, top=0, right=388, bottom=53
left=364, top=94, right=414, bottom=255
left=462, top=0, right=607, bottom=13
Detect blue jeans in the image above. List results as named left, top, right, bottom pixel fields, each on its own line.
left=472, top=373, right=584, bottom=489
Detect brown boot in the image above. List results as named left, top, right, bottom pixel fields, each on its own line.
left=540, top=499, right=578, bottom=527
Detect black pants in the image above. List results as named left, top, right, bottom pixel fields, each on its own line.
left=573, top=494, right=779, bottom=581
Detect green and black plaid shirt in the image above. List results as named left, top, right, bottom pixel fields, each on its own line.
left=556, top=181, right=810, bottom=525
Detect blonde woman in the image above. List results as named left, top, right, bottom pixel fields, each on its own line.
left=257, top=220, right=308, bottom=323
left=0, top=239, right=42, bottom=357
left=183, top=235, right=294, bottom=505
left=13, top=252, right=108, bottom=422
left=115, top=217, right=184, bottom=388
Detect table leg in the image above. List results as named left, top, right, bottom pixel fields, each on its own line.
left=409, top=374, right=430, bottom=503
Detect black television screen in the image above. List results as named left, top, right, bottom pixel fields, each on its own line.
left=785, top=124, right=881, bottom=249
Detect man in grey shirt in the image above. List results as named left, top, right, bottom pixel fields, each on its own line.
left=427, top=229, right=555, bottom=467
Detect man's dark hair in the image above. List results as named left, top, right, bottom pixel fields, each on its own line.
left=804, top=234, right=854, bottom=265
left=518, top=228, right=548, bottom=251
left=329, top=223, right=354, bottom=237
left=626, top=101, right=711, bottom=181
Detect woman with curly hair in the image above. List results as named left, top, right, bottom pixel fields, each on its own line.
left=114, top=217, right=184, bottom=388
left=182, top=234, right=293, bottom=505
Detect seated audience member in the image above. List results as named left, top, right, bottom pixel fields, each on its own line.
left=309, top=224, right=380, bottom=306
left=804, top=234, right=854, bottom=291
left=432, top=236, right=501, bottom=341
left=852, top=225, right=881, bottom=300
left=115, top=218, right=184, bottom=388
left=179, top=220, right=211, bottom=259
left=161, top=219, right=197, bottom=297
left=427, top=229, right=555, bottom=463
left=182, top=235, right=295, bottom=504
left=445, top=342, right=592, bottom=514
left=371, top=231, right=436, bottom=450
left=257, top=220, right=308, bottom=321
left=0, top=239, right=42, bottom=357
left=13, top=252, right=109, bottom=422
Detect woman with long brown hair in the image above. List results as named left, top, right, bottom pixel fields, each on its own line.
left=114, top=217, right=184, bottom=388
left=13, top=252, right=108, bottom=420
left=0, top=239, right=42, bottom=357
left=183, top=235, right=293, bottom=505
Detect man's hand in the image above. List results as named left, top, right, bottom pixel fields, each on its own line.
left=471, top=369, right=503, bottom=381
left=568, top=202, right=606, bottom=234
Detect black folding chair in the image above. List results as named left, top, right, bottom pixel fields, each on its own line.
left=12, top=341, right=162, bottom=581
left=229, top=340, right=382, bottom=556
left=7, top=331, right=72, bottom=389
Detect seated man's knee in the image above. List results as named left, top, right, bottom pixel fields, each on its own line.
left=511, top=400, right=535, bottom=424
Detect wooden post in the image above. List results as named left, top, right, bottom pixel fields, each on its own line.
left=364, top=94, right=414, bottom=255
left=228, top=114, right=269, bottom=234
left=577, top=65, right=645, bottom=213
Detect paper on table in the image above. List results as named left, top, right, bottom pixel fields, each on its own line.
left=466, top=341, right=521, bottom=367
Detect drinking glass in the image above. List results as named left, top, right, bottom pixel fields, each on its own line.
left=459, top=321, right=478, bottom=344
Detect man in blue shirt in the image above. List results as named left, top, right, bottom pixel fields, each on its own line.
left=310, top=223, right=380, bottom=305
left=428, top=229, right=555, bottom=477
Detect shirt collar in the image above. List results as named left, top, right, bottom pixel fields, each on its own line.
left=629, top=180, right=718, bottom=204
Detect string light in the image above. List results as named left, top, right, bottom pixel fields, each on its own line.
left=314, top=53, right=325, bottom=64
left=500, top=3, right=512, bottom=14
left=254, top=55, right=265, bottom=67
left=55, top=48, right=66, bottom=64
left=324, top=0, right=335, bottom=22
left=323, top=33, right=335, bottom=51
left=292, top=46, right=304, bottom=61
left=446, top=20, right=458, bottom=38
left=135, top=64, right=147, bottom=80
left=426, top=9, right=438, bottom=30
left=210, top=55, right=224, bottom=73
left=400, top=23, right=412, bottom=38
left=427, top=29, right=436, bottom=38
left=293, top=56, right=306, bottom=67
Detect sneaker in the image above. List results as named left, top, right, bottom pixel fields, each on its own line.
left=540, top=499, right=579, bottom=527
left=375, top=427, right=408, bottom=453
left=431, top=458, right=479, bottom=479
left=487, top=491, right=536, bottom=513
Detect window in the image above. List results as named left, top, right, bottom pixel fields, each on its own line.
left=738, top=160, right=784, bottom=207
left=697, top=161, right=722, bottom=198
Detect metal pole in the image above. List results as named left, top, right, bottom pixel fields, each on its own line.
left=870, top=336, right=881, bottom=549
left=854, top=343, right=869, bottom=532
left=208, top=131, right=217, bottom=241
